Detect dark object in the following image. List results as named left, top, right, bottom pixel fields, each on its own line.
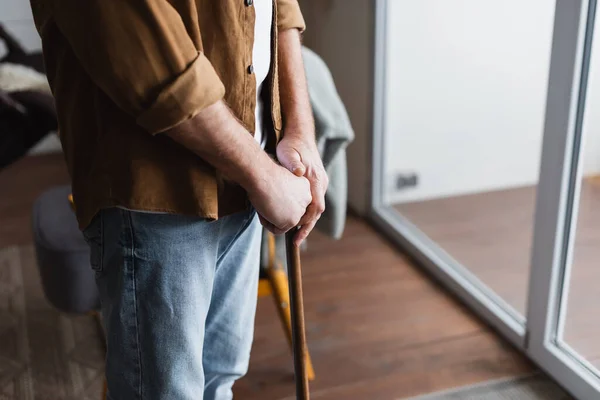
left=32, top=185, right=100, bottom=314
left=0, top=23, right=56, bottom=170
left=0, top=89, right=57, bottom=170
left=0, top=90, right=26, bottom=114
left=0, top=24, right=46, bottom=73
left=285, top=228, right=310, bottom=400
left=396, top=172, right=419, bottom=190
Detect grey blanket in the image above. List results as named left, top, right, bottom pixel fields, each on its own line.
left=303, top=46, right=354, bottom=239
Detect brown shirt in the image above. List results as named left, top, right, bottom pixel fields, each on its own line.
left=29, top=0, right=305, bottom=228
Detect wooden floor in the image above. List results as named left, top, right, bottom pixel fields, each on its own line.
left=1, top=154, right=535, bottom=400
left=396, top=181, right=600, bottom=370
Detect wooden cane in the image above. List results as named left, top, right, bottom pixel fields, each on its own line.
left=285, top=228, right=310, bottom=400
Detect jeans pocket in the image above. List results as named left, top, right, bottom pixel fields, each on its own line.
left=83, top=211, right=104, bottom=276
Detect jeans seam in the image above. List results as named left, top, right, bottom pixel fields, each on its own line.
left=125, top=211, right=144, bottom=400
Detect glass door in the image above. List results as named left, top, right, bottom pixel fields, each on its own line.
left=372, top=0, right=600, bottom=398
left=371, top=0, right=557, bottom=347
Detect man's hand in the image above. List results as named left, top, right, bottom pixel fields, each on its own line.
left=165, top=100, right=312, bottom=236
left=277, top=127, right=328, bottom=246
left=247, top=161, right=312, bottom=235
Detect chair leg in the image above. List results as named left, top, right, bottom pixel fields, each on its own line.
left=102, top=379, right=107, bottom=400
left=266, top=233, right=315, bottom=381
left=91, top=311, right=106, bottom=352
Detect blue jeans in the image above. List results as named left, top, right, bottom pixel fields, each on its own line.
left=83, top=208, right=261, bottom=400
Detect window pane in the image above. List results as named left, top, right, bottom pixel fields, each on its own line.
left=384, top=0, right=555, bottom=317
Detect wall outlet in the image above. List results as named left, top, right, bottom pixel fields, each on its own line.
left=395, top=172, right=419, bottom=190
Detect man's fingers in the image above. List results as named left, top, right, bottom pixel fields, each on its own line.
left=298, top=203, right=320, bottom=227
left=321, top=172, right=329, bottom=195
left=310, top=177, right=327, bottom=215
left=294, top=219, right=317, bottom=247
left=296, top=174, right=326, bottom=231
left=278, top=148, right=306, bottom=177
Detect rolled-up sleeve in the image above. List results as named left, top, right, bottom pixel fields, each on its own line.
left=277, top=0, right=306, bottom=32
left=52, top=0, right=225, bottom=134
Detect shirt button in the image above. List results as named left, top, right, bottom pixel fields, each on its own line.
left=245, top=0, right=253, bottom=6
left=247, top=65, right=254, bottom=74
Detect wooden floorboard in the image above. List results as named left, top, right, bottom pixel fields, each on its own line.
left=396, top=181, right=600, bottom=371
left=2, top=154, right=535, bottom=399
left=237, top=213, right=534, bottom=398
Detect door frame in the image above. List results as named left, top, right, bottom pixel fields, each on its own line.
left=526, top=1, right=600, bottom=399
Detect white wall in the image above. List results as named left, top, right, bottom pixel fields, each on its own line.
left=384, top=0, right=555, bottom=204
left=384, top=0, right=600, bottom=204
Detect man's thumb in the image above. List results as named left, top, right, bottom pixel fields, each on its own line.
left=279, top=149, right=306, bottom=177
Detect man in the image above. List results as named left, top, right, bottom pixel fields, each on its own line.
left=30, top=1, right=328, bottom=399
